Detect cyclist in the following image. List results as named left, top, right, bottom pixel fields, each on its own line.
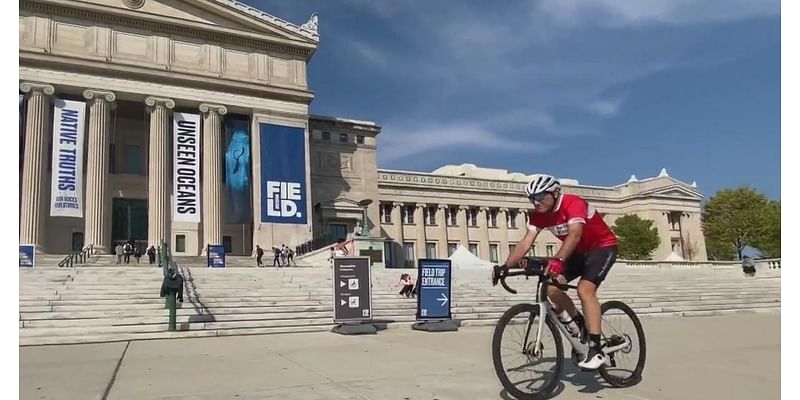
left=502, top=174, right=618, bottom=370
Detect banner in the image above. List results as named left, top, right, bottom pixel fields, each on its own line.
left=259, top=123, right=307, bottom=224
left=416, top=259, right=452, bottom=320
left=332, top=256, right=372, bottom=322
left=19, top=245, right=35, bottom=268
left=50, top=99, right=86, bottom=218
left=224, top=118, right=251, bottom=224
left=207, top=245, right=225, bottom=268
left=173, top=112, right=201, bottom=223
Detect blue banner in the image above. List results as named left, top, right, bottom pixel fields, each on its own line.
left=207, top=245, right=226, bottom=268
left=19, top=245, right=35, bottom=268
left=259, top=123, right=307, bottom=224
left=417, top=259, right=452, bottom=320
left=224, top=118, right=251, bottom=224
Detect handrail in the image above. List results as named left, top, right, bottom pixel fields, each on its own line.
left=158, top=240, right=180, bottom=331
left=58, top=244, right=95, bottom=268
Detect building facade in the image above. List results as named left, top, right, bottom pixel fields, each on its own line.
left=20, top=0, right=320, bottom=255
left=19, top=0, right=708, bottom=263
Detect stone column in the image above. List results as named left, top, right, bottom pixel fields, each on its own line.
left=458, top=205, right=470, bottom=249
left=499, top=208, right=510, bottom=260
left=19, top=82, right=54, bottom=250
left=199, top=103, right=227, bottom=252
left=479, top=207, right=490, bottom=261
left=392, top=202, right=405, bottom=267
left=415, top=203, right=427, bottom=259
left=83, top=89, right=116, bottom=253
left=437, top=205, right=449, bottom=256
left=145, top=97, right=175, bottom=247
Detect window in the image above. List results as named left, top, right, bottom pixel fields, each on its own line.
left=508, top=210, right=518, bottom=229
left=668, top=212, right=682, bottom=231
left=469, top=243, right=479, bottom=257
left=125, top=145, right=144, bottom=175
left=175, top=234, right=186, bottom=253
left=426, top=242, right=437, bottom=259
left=322, top=131, right=331, bottom=141
left=469, top=208, right=478, bottom=226
left=356, top=135, right=365, bottom=144
left=384, top=242, right=394, bottom=267
left=382, top=203, right=392, bottom=223
left=223, top=236, right=233, bottom=254
left=403, top=205, right=415, bottom=224
left=448, top=207, right=458, bottom=226
left=546, top=245, right=554, bottom=257
left=509, top=243, right=516, bottom=257
left=448, top=243, right=458, bottom=256
left=339, top=133, right=348, bottom=143
left=109, top=143, right=116, bottom=174
left=671, top=238, right=681, bottom=251
left=426, top=206, right=436, bottom=225
left=404, top=242, right=415, bottom=267
left=489, top=244, right=499, bottom=263
left=489, top=209, right=498, bottom=228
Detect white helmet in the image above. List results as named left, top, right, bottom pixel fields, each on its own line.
left=525, top=174, right=561, bottom=197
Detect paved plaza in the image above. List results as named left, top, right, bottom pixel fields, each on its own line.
left=20, top=312, right=779, bottom=400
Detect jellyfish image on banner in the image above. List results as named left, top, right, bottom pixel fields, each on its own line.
left=224, top=119, right=251, bottom=224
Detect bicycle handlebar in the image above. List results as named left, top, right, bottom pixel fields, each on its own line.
left=491, top=257, right=577, bottom=294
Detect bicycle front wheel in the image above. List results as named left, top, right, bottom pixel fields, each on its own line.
left=492, top=303, right=563, bottom=399
left=598, top=300, right=646, bottom=387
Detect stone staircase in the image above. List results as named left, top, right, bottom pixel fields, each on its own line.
left=19, top=262, right=781, bottom=346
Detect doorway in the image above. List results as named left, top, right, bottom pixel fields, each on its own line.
left=112, top=198, right=148, bottom=252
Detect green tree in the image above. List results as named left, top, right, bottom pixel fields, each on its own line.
left=611, top=214, right=661, bottom=260
left=752, top=200, right=780, bottom=258
left=703, top=187, right=771, bottom=260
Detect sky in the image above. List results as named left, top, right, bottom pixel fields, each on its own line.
left=242, top=0, right=781, bottom=200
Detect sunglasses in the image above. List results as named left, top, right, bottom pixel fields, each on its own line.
left=529, top=192, right=549, bottom=204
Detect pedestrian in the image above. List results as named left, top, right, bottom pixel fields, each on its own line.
left=255, top=245, right=264, bottom=267
left=134, top=247, right=142, bottom=264
left=281, top=244, right=288, bottom=265
left=287, top=249, right=295, bottom=267
left=147, top=245, right=156, bottom=265
left=273, top=247, right=281, bottom=267
left=114, top=243, right=123, bottom=264
left=123, top=242, right=132, bottom=264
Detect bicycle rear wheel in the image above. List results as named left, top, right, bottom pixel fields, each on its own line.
left=492, top=303, right=563, bottom=399
left=598, top=300, right=646, bottom=387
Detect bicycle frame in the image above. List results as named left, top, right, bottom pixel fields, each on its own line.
left=530, top=276, right=631, bottom=359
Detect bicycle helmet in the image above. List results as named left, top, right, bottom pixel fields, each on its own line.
left=525, top=174, right=561, bottom=197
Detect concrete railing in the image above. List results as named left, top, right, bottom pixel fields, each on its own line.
left=618, top=258, right=781, bottom=271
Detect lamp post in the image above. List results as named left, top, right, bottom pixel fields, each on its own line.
left=357, top=199, right=373, bottom=236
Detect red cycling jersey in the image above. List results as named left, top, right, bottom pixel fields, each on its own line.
left=528, top=193, right=618, bottom=253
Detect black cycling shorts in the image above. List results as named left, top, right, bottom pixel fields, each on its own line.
left=562, top=245, right=618, bottom=286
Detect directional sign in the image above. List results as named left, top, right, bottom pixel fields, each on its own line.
left=417, top=259, right=452, bottom=320
left=332, top=256, right=372, bottom=322
left=19, top=245, right=35, bottom=268
left=207, top=245, right=226, bottom=268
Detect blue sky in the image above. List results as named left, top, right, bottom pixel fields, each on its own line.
left=242, top=0, right=780, bottom=200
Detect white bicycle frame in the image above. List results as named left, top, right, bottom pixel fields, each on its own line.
left=533, top=300, right=631, bottom=358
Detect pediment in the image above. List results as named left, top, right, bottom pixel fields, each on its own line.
left=60, top=0, right=318, bottom=45
left=645, top=185, right=703, bottom=200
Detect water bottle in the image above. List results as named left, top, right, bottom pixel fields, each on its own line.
left=558, top=310, right=581, bottom=338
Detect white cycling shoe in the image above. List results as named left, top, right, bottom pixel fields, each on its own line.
left=578, top=347, right=608, bottom=370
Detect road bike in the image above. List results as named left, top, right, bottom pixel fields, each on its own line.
left=490, top=257, right=646, bottom=399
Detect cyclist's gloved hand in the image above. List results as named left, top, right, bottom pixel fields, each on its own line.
left=546, top=258, right=564, bottom=276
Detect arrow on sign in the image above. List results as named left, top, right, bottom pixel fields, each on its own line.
left=341, top=299, right=347, bottom=306
left=438, top=293, right=449, bottom=307
left=340, top=281, right=346, bottom=287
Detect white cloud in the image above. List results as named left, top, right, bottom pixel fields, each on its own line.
left=535, top=0, right=779, bottom=27
left=586, top=98, right=624, bottom=117
left=348, top=40, right=389, bottom=69
left=377, top=122, right=553, bottom=163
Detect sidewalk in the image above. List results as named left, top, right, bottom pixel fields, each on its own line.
left=20, top=312, right=780, bottom=400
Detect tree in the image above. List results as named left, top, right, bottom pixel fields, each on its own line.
left=752, top=200, right=780, bottom=258
left=703, top=187, right=771, bottom=260
left=611, top=214, right=661, bottom=260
